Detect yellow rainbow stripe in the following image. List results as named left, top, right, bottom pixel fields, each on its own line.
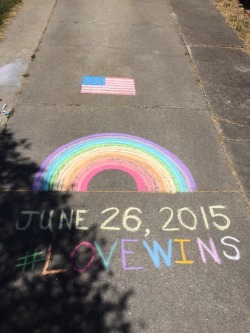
left=33, top=133, right=196, bottom=192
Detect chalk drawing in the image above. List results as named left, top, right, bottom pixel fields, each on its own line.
left=40, top=210, right=54, bottom=231
left=75, top=209, right=89, bottom=230
left=174, top=239, right=194, bottom=264
left=220, top=236, right=240, bottom=260
left=197, top=238, right=221, bottom=264
left=70, top=242, right=95, bottom=273
left=177, top=208, right=197, bottom=231
left=94, top=240, right=118, bottom=270
left=100, top=207, right=121, bottom=230
left=33, top=133, right=196, bottom=193
left=16, top=249, right=45, bottom=272
left=159, top=206, right=230, bottom=232
left=16, top=211, right=40, bottom=230
left=42, top=245, right=67, bottom=275
left=121, top=239, right=144, bottom=271
left=81, top=76, right=136, bottom=95
left=15, top=206, right=231, bottom=232
left=143, top=240, right=173, bottom=268
left=161, top=207, right=178, bottom=232
left=209, top=205, right=231, bottom=231
left=16, top=236, right=241, bottom=276
left=0, top=60, right=26, bottom=86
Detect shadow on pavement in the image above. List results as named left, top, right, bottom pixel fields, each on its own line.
left=0, top=129, right=134, bottom=333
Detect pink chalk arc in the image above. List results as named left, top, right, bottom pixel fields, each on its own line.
left=33, top=133, right=197, bottom=193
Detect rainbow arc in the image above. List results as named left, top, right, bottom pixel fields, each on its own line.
left=33, top=133, right=196, bottom=193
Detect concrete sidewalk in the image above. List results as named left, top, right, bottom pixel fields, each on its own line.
left=0, top=0, right=250, bottom=332
left=169, top=0, right=250, bottom=202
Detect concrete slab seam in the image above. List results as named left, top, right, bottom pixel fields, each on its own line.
left=167, top=0, right=250, bottom=212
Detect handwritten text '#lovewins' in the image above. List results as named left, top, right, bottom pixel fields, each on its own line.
left=29, top=237, right=241, bottom=276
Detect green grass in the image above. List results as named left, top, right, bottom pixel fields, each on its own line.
left=0, top=0, right=22, bottom=26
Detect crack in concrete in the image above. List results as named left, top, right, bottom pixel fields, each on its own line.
left=187, top=44, right=244, bottom=50
left=50, top=19, right=172, bottom=28
left=35, top=41, right=185, bottom=57
left=225, top=138, right=250, bottom=142
left=16, top=102, right=208, bottom=111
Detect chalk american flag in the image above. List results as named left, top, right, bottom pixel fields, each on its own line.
left=81, top=76, right=136, bottom=95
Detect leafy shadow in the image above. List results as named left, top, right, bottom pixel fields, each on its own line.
left=0, top=129, right=135, bottom=333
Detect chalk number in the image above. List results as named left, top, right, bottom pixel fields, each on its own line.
left=101, top=207, right=142, bottom=232
left=160, top=205, right=230, bottom=232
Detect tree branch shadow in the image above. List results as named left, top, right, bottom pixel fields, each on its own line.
left=0, top=129, right=136, bottom=333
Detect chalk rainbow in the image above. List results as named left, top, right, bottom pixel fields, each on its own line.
left=33, top=133, right=196, bottom=192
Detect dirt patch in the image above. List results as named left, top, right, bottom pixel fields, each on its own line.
left=0, top=0, right=24, bottom=39
left=216, top=0, right=250, bottom=55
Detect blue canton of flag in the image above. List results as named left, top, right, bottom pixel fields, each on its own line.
left=82, top=76, right=105, bottom=86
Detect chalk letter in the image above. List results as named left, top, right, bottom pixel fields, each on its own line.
left=174, top=239, right=194, bottom=264
left=197, top=237, right=221, bottom=264
left=221, top=236, right=240, bottom=261
left=121, top=239, right=143, bottom=271
left=70, top=242, right=95, bottom=273
left=94, top=240, right=118, bottom=270
left=59, top=210, right=74, bottom=230
left=42, top=245, right=67, bottom=275
left=75, top=210, right=89, bottom=230
left=39, top=210, right=54, bottom=231
left=143, top=240, right=172, bottom=268
left=16, top=211, right=40, bottom=230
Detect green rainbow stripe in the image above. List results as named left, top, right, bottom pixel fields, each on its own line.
left=33, top=133, right=196, bottom=192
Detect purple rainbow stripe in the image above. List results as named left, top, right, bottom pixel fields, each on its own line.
left=33, top=133, right=196, bottom=193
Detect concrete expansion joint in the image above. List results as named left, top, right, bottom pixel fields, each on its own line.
left=225, top=138, right=250, bottom=142
left=210, top=118, right=250, bottom=210
left=167, top=0, right=250, bottom=211
left=211, top=118, right=250, bottom=210
left=213, top=116, right=249, bottom=128
left=198, top=80, right=250, bottom=92
left=197, top=190, right=240, bottom=193
left=16, top=102, right=208, bottom=111
left=186, top=44, right=244, bottom=51
left=50, top=19, right=169, bottom=29
left=203, top=81, right=250, bottom=91
left=33, top=43, right=184, bottom=57
left=168, top=9, right=209, bottom=107
left=1, top=189, right=240, bottom=194
left=220, top=142, right=250, bottom=211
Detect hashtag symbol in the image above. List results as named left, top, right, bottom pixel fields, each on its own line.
left=16, top=249, right=45, bottom=272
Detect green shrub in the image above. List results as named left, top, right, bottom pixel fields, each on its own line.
left=0, top=0, right=22, bottom=26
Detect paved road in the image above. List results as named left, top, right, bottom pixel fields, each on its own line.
left=0, top=0, right=250, bottom=332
